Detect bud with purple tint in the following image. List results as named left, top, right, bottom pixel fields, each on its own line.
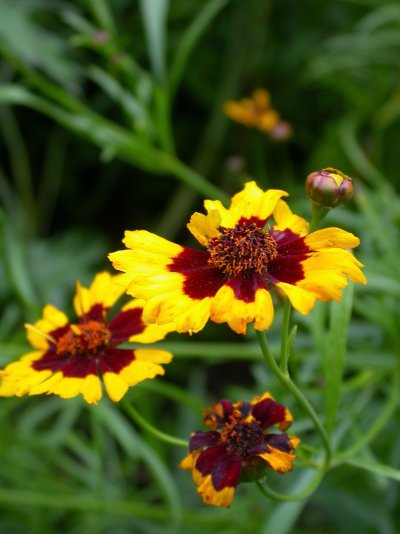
left=305, top=167, right=354, bottom=209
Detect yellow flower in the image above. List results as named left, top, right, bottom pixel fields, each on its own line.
left=0, top=272, right=173, bottom=404
left=109, top=182, right=366, bottom=335
left=223, top=88, right=291, bottom=139
left=179, top=392, right=300, bottom=508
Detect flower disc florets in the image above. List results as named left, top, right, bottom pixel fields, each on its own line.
left=56, top=321, right=111, bottom=358
left=207, top=222, right=278, bottom=277
left=223, top=416, right=264, bottom=457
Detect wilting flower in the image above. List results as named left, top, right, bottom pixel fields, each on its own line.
left=179, top=393, right=299, bottom=507
left=109, top=181, right=366, bottom=335
left=223, top=88, right=291, bottom=140
left=0, top=272, right=173, bottom=404
left=306, top=167, right=354, bottom=208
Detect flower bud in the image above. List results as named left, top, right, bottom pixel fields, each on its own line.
left=305, top=167, right=354, bottom=208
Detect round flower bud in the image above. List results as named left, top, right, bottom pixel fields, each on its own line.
left=305, top=167, right=354, bottom=208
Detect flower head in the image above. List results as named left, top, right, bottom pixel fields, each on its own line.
left=109, top=181, right=366, bottom=335
left=179, top=393, right=299, bottom=507
left=306, top=167, right=354, bottom=208
left=223, top=88, right=291, bottom=140
left=0, top=272, right=173, bottom=404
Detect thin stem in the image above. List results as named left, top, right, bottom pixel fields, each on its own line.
left=280, top=299, right=292, bottom=375
left=256, top=468, right=325, bottom=501
left=334, top=375, right=399, bottom=462
left=121, top=399, right=189, bottom=449
left=162, top=154, right=229, bottom=204
left=154, top=85, right=176, bottom=155
left=256, top=330, right=332, bottom=469
left=309, top=203, right=329, bottom=232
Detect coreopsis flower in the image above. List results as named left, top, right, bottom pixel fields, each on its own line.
left=306, top=167, right=354, bottom=208
left=223, top=88, right=291, bottom=139
left=109, top=181, right=366, bottom=335
left=0, top=272, right=173, bottom=404
left=179, top=393, right=299, bottom=507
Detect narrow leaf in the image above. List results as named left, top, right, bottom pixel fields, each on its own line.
left=169, top=0, right=228, bottom=97
left=344, top=457, right=400, bottom=482
left=139, top=0, right=169, bottom=82
left=323, top=282, right=354, bottom=437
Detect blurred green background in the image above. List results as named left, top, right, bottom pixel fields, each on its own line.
left=0, top=1, right=400, bottom=533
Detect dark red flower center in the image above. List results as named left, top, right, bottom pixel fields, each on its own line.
left=56, top=321, right=112, bottom=359
left=222, top=412, right=264, bottom=457
left=207, top=222, right=278, bottom=277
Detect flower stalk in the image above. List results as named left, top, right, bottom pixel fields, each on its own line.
left=122, top=399, right=189, bottom=448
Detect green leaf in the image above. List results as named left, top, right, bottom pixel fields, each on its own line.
left=0, top=83, right=162, bottom=172
left=97, top=401, right=182, bottom=523
left=85, top=0, right=116, bottom=34
left=260, top=469, right=318, bottom=534
left=87, top=66, right=151, bottom=125
left=169, top=0, right=229, bottom=98
left=139, top=0, right=169, bottom=82
left=323, top=282, right=354, bottom=437
left=0, top=0, right=81, bottom=89
left=0, top=208, right=40, bottom=317
left=343, top=457, right=400, bottom=482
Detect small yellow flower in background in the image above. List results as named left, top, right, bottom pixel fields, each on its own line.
left=223, top=88, right=292, bottom=140
left=0, top=272, right=173, bottom=404
left=109, top=181, right=366, bottom=335
left=179, top=392, right=299, bottom=508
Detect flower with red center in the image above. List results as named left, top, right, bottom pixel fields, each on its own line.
left=109, top=181, right=366, bottom=335
left=223, top=88, right=292, bottom=140
left=0, top=272, right=173, bottom=404
left=179, top=392, right=300, bottom=507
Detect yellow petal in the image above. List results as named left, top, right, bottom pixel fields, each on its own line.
left=73, top=272, right=125, bottom=317
left=204, top=200, right=234, bottom=228
left=134, top=349, right=173, bottom=364
left=210, top=284, right=274, bottom=334
left=122, top=230, right=182, bottom=257
left=187, top=210, right=221, bottom=246
left=252, top=88, right=270, bottom=109
left=230, top=182, right=288, bottom=224
left=102, top=372, right=129, bottom=402
left=81, top=374, right=103, bottom=404
left=275, top=282, right=317, bottom=314
left=121, top=300, right=176, bottom=343
left=143, top=292, right=212, bottom=334
left=305, top=228, right=360, bottom=249
left=258, top=447, right=297, bottom=473
left=195, top=471, right=235, bottom=508
left=27, top=305, right=68, bottom=350
left=273, top=199, right=309, bottom=235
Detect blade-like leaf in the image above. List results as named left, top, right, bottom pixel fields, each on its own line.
left=139, top=0, right=169, bottom=82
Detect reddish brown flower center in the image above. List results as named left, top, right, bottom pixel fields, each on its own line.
left=56, top=321, right=111, bottom=358
left=207, top=222, right=278, bottom=277
left=221, top=411, right=264, bottom=457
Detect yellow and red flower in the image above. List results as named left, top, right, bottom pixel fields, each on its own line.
left=109, top=181, right=366, bottom=335
left=0, top=272, right=173, bottom=404
left=223, top=88, right=292, bottom=139
left=179, top=392, right=299, bottom=507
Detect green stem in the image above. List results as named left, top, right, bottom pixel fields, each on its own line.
left=154, top=85, right=175, bottom=155
left=256, top=467, right=325, bottom=501
left=334, top=375, right=399, bottom=462
left=162, top=154, right=229, bottom=204
left=121, top=399, right=189, bottom=449
left=309, top=203, right=329, bottom=232
left=0, top=488, right=226, bottom=524
left=256, top=331, right=331, bottom=469
left=280, top=299, right=292, bottom=374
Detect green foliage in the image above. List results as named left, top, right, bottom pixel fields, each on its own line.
left=0, top=0, right=400, bottom=533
